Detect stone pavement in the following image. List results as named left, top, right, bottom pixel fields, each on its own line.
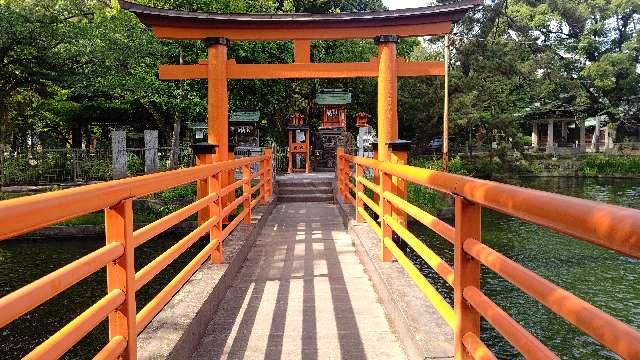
left=191, top=202, right=407, bottom=360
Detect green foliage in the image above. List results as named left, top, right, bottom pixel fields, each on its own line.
left=156, top=184, right=196, bottom=203
left=78, top=158, right=112, bottom=181
left=579, top=155, right=640, bottom=176
left=1, top=0, right=638, bottom=183
left=405, top=156, right=469, bottom=215
left=127, top=153, right=144, bottom=176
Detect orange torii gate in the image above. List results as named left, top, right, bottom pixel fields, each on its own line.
left=120, top=0, right=478, bottom=169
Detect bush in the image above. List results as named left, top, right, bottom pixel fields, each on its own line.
left=79, top=158, right=112, bottom=181
left=406, top=155, right=469, bottom=215
left=127, top=153, right=144, bottom=176
left=578, top=155, right=640, bottom=176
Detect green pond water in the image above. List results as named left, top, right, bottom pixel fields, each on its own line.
left=0, top=231, right=208, bottom=359
left=0, top=177, right=638, bottom=359
left=410, top=177, right=640, bottom=360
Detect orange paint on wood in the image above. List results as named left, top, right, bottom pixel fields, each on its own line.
left=209, top=172, right=223, bottom=264
left=294, top=40, right=311, bottom=63
left=159, top=60, right=444, bottom=80
left=207, top=43, right=228, bottom=159
left=355, top=163, right=365, bottom=222
left=105, top=199, right=136, bottom=359
left=376, top=41, right=398, bottom=162
left=242, top=164, right=252, bottom=224
left=453, top=197, right=481, bottom=360
left=152, top=22, right=453, bottom=41
left=380, top=170, right=394, bottom=262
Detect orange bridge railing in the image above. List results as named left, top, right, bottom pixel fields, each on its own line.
left=337, top=150, right=640, bottom=360
left=0, top=151, right=273, bottom=359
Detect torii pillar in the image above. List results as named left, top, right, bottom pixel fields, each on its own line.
left=206, top=37, right=230, bottom=163
left=376, top=35, right=408, bottom=262
left=206, top=38, right=233, bottom=225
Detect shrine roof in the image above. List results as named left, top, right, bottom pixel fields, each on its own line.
left=119, top=0, right=481, bottom=40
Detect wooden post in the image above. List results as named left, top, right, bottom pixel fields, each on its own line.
left=390, top=141, right=410, bottom=227
left=372, top=143, right=380, bottom=205
left=454, top=196, right=481, bottom=360
left=260, top=152, right=267, bottom=204
left=105, top=199, right=136, bottom=359
left=379, top=170, right=393, bottom=262
left=193, top=144, right=216, bottom=225
left=224, top=149, right=235, bottom=224
left=355, top=162, right=364, bottom=222
left=336, top=147, right=343, bottom=200
left=264, top=148, right=273, bottom=198
left=210, top=172, right=223, bottom=264
left=206, top=37, right=230, bottom=224
left=293, top=40, right=311, bottom=64
left=443, top=35, right=450, bottom=171
left=305, top=129, right=311, bottom=173
left=242, top=163, right=251, bottom=224
left=195, top=152, right=212, bottom=225
left=206, top=37, right=229, bottom=160
left=288, top=131, right=294, bottom=173
left=376, top=35, right=399, bottom=163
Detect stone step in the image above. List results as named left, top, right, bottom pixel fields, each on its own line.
left=277, top=186, right=333, bottom=195
left=277, top=194, right=334, bottom=203
left=275, top=180, right=334, bottom=189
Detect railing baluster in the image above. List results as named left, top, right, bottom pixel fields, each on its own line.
left=195, top=153, right=211, bottom=225
left=454, top=196, right=481, bottom=360
left=391, top=146, right=408, bottom=227
left=379, top=170, right=394, bottom=262
left=335, top=148, right=343, bottom=200
left=372, top=145, right=380, bottom=205
left=268, top=150, right=274, bottom=198
left=355, top=163, right=364, bottom=222
left=260, top=153, right=267, bottom=204
left=242, top=163, right=252, bottom=224
left=210, top=172, right=223, bottom=264
left=105, top=199, right=136, bottom=359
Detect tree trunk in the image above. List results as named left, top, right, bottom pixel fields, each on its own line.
left=169, top=50, right=184, bottom=170
left=168, top=112, right=182, bottom=169
left=608, top=123, right=617, bottom=149
left=591, top=117, right=600, bottom=153
left=71, top=122, right=83, bottom=149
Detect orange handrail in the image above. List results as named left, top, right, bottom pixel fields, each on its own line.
left=0, top=151, right=273, bottom=359
left=336, top=150, right=640, bottom=360
left=461, top=332, right=496, bottom=360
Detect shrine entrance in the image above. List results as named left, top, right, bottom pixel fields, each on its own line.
left=121, top=0, right=472, bottom=176
left=314, top=89, right=351, bottom=171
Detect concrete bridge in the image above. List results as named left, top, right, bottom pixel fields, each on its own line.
left=1, top=0, right=639, bottom=358
left=137, top=173, right=447, bottom=360
left=0, top=153, right=639, bottom=360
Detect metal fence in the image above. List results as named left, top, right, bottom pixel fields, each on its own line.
left=271, top=144, right=289, bottom=174
left=0, top=147, right=194, bottom=186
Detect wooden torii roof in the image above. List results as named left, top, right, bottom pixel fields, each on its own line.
left=119, top=0, right=481, bottom=40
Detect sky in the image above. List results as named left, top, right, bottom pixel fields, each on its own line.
left=383, top=0, right=435, bottom=10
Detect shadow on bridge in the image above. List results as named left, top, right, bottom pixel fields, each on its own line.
left=192, top=202, right=403, bottom=359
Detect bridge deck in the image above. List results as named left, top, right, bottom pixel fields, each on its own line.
left=191, top=202, right=406, bottom=359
